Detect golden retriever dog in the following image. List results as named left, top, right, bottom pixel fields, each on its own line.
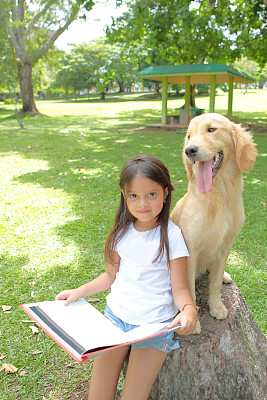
left=171, top=113, right=256, bottom=332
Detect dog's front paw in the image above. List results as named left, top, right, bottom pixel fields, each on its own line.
left=192, top=319, right=201, bottom=334
left=209, top=300, right=228, bottom=319
left=223, top=271, right=232, bottom=284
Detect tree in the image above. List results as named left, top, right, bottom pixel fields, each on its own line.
left=1, top=0, right=95, bottom=114
left=234, top=57, right=267, bottom=88
left=0, top=11, right=17, bottom=94
left=51, top=40, right=138, bottom=99
left=231, top=0, right=267, bottom=68
left=107, top=0, right=267, bottom=105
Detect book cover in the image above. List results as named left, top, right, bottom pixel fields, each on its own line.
left=20, top=299, right=179, bottom=363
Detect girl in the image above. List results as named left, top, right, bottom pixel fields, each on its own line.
left=56, top=154, right=198, bottom=400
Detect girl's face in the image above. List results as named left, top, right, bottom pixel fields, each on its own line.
left=124, top=174, right=168, bottom=231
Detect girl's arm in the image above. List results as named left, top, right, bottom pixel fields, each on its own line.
left=55, top=251, right=120, bottom=306
left=167, top=256, right=198, bottom=335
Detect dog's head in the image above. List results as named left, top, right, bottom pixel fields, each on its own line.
left=183, top=113, right=257, bottom=194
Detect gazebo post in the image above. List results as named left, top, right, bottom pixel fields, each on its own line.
left=228, top=75, right=234, bottom=120
left=209, top=75, right=216, bottom=113
left=161, top=76, right=168, bottom=124
left=185, top=76, right=190, bottom=110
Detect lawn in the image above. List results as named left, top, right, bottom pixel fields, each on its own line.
left=0, top=89, right=266, bottom=399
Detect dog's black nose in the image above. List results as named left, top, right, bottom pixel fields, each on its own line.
left=185, top=145, right=199, bottom=158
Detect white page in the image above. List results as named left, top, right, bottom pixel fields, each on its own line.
left=23, top=300, right=175, bottom=352
left=26, top=300, right=127, bottom=348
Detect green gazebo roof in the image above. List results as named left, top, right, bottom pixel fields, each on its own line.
left=136, top=63, right=254, bottom=84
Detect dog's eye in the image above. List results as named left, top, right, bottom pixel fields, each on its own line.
left=187, top=135, right=190, bottom=140
left=208, top=127, right=217, bottom=133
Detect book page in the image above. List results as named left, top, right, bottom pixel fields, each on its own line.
left=22, top=299, right=178, bottom=361
left=24, top=300, right=127, bottom=348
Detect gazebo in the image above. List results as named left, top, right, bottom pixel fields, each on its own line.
left=136, top=63, right=254, bottom=125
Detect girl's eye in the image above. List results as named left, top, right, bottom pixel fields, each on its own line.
left=129, top=194, right=137, bottom=199
left=149, top=192, right=156, bottom=198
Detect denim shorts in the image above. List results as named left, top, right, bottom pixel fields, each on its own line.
left=104, top=304, right=180, bottom=353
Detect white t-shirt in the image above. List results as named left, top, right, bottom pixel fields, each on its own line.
left=106, top=219, right=189, bottom=324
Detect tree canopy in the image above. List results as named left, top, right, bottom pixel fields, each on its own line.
left=107, top=0, right=267, bottom=67
left=1, top=0, right=95, bottom=113
left=51, top=40, right=137, bottom=99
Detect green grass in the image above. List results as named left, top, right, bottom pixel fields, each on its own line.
left=0, top=89, right=266, bottom=399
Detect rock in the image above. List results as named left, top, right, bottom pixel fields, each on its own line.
left=148, top=274, right=267, bottom=400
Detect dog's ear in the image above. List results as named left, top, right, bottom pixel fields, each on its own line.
left=231, top=123, right=257, bottom=172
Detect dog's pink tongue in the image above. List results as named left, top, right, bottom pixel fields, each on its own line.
left=197, top=160, right=213, bottom=194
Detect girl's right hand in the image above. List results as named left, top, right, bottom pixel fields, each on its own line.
left=55, top=289, right=81, bottom=306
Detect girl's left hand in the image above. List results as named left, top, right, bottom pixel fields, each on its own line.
left=167, top=309, right=197, bottom=336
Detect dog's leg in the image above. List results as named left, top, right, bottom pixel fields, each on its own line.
left=223, top=271, right=232, bottom=283
left=208, top=261, right=228, bottom=319
left=223, top=271, right=232, bottom=284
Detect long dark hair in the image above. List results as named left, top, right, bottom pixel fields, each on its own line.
left=105, top=154, right=174, bottom=265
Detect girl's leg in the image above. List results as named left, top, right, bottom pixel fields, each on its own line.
left=88, top=345, right=130, bottom=400
left=121, top=348, right=167, bottom=400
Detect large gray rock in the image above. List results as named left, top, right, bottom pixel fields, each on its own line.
left=149, top=274, right=267, bottom=400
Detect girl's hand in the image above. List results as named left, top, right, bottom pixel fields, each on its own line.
left=55, top=289, right=81, bottom=306
left=167, top=307, right=197, bottom=336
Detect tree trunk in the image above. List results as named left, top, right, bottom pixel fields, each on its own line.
left=190, top=84, right=196, bottom=108
left=180, top=85, right=196, bottom=109
left=155, top=82, right=160, bottom=94
left=148, top=274, right=267, bottom=400
left=118, top=81, right=125, bottom=92
left=18, top=62, right=38, bottom=114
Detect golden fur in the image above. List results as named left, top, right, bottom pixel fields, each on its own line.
left=171, top=113, right=256, bottom=332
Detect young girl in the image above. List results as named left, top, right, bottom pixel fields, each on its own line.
left=56, top=154, right=198, bottom=400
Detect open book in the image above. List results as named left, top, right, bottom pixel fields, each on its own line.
left=20, top=299, right=179, bottom=363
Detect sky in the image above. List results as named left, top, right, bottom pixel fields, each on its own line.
left=55, top=0, right=127, bottom=51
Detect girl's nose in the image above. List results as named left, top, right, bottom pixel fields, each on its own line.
left=139, top=196, right=148, bottom=207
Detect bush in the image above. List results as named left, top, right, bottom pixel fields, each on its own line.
left=4, top=98, right=13, bottom=105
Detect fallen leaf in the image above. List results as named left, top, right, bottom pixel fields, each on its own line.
left=20, top=320, right=34, bottom=323
left=0, top=355, right=6, bottom=360
left=66, top=363, right=75, bottom=368
left=2, top=305, right=12, bottom=312
left=261, top=202, right=266, bottom=206
left=29, top=282, right=36, bottom=287
left=259, top=254, right=265, bottom=258
left=30, top=350, right=43, bottom=355
left=88, top=298, right=100, bottom=303
left=29, top=325, right=39, bottom=334
left=0, top=363, right=18, bottom=374
left=20, top=370, right=26, bottom=376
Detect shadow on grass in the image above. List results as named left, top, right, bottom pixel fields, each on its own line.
left=0, top=107, right=186, bottom=280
